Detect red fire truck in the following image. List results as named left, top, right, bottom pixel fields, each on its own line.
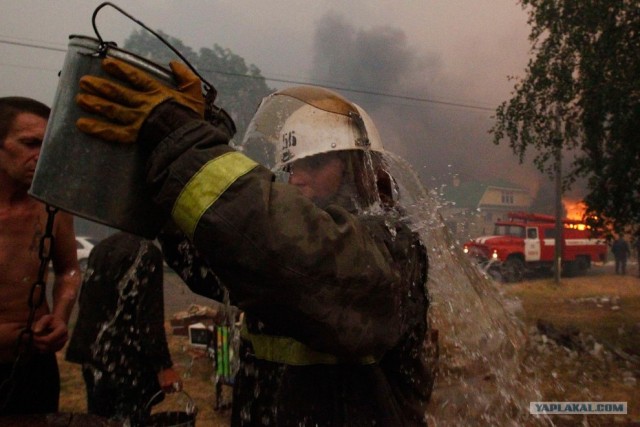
left=462, top=212, right=607, bottom=282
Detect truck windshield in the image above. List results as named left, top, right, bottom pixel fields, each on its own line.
left=494, top=224, right=525, bottom=238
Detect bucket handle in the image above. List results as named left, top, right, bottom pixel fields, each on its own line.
left=144, top=389, right=198, bottom=417
left=91, top=2, right=217, bottom=101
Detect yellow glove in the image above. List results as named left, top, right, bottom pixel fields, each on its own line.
left=76, top=57, right=205, bottom=144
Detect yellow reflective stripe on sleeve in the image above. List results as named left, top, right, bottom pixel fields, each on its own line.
left=172, top=151, right=258, bottom=239
left=241, top=323, right=376, bottom=366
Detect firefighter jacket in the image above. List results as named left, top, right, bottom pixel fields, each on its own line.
left=144, top=103, right=437, bottom=426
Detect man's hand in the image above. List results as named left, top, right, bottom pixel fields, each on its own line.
left=31, top=314, right=68, bottom=353
left=76, top=57, right=205, bottom=144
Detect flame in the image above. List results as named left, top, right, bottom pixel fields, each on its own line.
left=563, top=199, right=587, bottom=221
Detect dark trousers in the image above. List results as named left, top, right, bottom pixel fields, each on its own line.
left=0, top=352, right=60, bottom=415
left=615, top=257, right=627, bottom=274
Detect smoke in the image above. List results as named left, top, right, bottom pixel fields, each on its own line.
left=310, top=12, right=542, bottom=195
left=311, top=12, right=433, bottom=94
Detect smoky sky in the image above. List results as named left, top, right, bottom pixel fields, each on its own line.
left=310, top=12, right=544, bottom=195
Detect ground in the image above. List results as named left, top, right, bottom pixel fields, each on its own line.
left=503, top=269, right=640, bottom=426
left=57, top=262, right=640, bottom=426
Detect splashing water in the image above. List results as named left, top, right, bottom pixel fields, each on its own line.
left=235, top=128, right=554, bottom=424
left=83, top=241, right=161, bottom=422
left=382, top=152, right=552, bottom=426
left=91, top=241, right=146, bottom=372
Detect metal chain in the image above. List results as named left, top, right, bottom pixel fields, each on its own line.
left=0, top=204, right=58, bottom=411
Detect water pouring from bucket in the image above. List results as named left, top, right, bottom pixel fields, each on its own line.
left=379, top=153, right=553, bottom=426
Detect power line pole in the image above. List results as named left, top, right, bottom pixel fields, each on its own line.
left=554, top=108, right=563, bottom=284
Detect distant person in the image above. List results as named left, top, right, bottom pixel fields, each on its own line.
left=66, top=232, right=181, bottom=426
left=611, top=234, right=630, bottom=275
left=0, top=97, right=81, bottom=415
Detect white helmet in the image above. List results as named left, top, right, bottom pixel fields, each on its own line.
left=240, top=85, right=384, bottom=171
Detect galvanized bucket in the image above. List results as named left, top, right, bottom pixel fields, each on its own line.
left=143, top=390, right=197, bottom=427
left=29, top=35, right=174, bottom=238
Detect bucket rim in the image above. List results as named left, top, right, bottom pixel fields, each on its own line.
left=66, top=34, right=173, bottom=79
left=144, top=389, right=198, bottom=417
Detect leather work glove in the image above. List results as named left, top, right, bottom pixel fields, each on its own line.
left=76, top=57, right=205, bottom=144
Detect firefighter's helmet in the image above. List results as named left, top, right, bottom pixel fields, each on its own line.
left=240, top=85, right=383, bottom=171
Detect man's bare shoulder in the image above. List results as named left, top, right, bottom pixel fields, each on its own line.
left=0, top=195, right=46, bottom=232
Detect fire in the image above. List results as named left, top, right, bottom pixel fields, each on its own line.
left=564, top=199, right=586, bottom=221
left=563, top=199, right=587, bottom=229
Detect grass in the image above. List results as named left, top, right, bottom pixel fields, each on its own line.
left=505, top=274, right=640, bottom=356
left=503, top=272, right=640, bottom=426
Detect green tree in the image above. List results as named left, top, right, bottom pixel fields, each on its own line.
left=123, top=29, right=273, bottom=140
left=491, top=1, right=640, bottom=234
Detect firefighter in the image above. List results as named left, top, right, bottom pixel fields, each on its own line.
left=75, top=57, right=437, bottom=426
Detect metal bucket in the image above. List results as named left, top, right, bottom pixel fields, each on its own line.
left=143, top=390, right=197, bottom=427
left=29, top=35, right=175, bottom=238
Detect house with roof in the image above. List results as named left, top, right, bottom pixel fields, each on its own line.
left=438, top=176, right=533, bottom=242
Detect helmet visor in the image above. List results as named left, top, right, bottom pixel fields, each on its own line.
left=239, top=86, right=380, bottom=171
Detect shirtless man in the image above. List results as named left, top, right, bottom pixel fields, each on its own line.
left=0, top=97, right=81, bottom=415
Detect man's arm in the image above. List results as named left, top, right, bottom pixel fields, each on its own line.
left=30, top=211, right=80, bottom=353
left=50, top=211, right=81, bottom=323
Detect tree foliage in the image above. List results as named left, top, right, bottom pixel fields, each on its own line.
left=123, top=29, right=273, bottom=140
left=492, top=0, right=640, bottom=234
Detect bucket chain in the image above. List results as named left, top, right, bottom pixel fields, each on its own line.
left=0, top=205, right=58, bottom=410
left=19, top=204, right=59, bottom=355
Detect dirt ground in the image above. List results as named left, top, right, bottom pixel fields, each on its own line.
left=502, top=265, right=640, bottom=426
left=57, top=262, right=640, bottom=426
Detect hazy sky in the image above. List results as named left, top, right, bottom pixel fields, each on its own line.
left=0, top=0, right=548, bottom=194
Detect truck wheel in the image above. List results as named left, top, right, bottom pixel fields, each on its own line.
left=563, top=261, right=577, bottom=277
left=564, top=257, right=589, bottom=277
left=576, top=256, right=589, bottom=273
left=502, top=258, right=525, bottom=283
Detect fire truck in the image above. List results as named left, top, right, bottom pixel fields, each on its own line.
left=462, top=212, right=607, bottom=282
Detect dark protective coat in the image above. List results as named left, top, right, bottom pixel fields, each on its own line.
left=148, top=104, right=437, bottom=426
left=66, top=232, right=173, bottom=421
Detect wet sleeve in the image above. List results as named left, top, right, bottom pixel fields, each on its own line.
left=158, top=222, right=225, bottom=300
